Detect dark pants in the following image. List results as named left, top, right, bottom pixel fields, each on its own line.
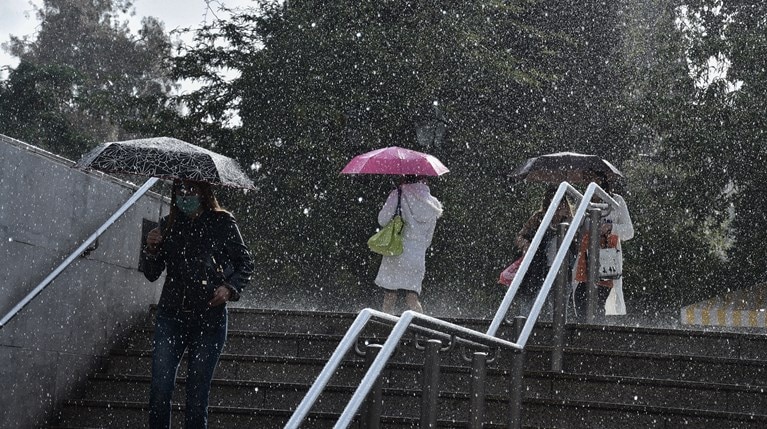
left=572, top=282, right=611, bottom=321
left=149, top=311, right=227, bottom=429
left=510, top=245, right=551, bottom=319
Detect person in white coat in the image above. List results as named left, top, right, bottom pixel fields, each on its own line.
left=375, top=177, right=443, bottom=314
left=573, top=178, right=634, bottom=318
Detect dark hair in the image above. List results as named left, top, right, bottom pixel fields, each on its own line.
left=536, top=186, right=572, bottom=225
left=595, top=172, right=612, bottom=193
left=398, top=175, right=428, bottom=185
left=541, top=186, right=558, bottom=210
left=539, top=186, right=571, bottom=210
left=165, top=180, right=226, bottom=232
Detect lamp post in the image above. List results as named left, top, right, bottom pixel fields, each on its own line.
left=415, top=103, right=447, bottom=148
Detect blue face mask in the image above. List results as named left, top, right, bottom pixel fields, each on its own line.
left=176, top=195, right=201, bottom=216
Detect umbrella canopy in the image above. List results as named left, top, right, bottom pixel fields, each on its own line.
left=511, top=151, right=623, bottom=184
left=341, top=146, right=449, bottom=176
left=74, top=137, right=255, bottom=189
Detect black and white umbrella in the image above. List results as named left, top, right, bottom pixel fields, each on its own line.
left=75, top=137, right=254, bottom=189
left=3, top=137, right=255, bottom=328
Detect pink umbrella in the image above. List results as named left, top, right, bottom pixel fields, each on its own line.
left=341, top=146, right=449, bottom=176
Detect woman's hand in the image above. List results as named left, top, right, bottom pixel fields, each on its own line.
left=209, top=285, right=231, bottom=307
left=145, top=227, right=163, bottom=254
left=514, top=237, right=530, bottom=254
left=600, top=223, right=613, bottom=237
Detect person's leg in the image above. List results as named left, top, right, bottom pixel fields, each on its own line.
left=572, top=282, right=588, bottom=322
left=514, top=255, right=547, bottom=318
left=382, top=290, right=398, bottom=314
left=404, top=291, right=423, bottom=313
left=184, top=312, right=228, bottom=429
left=597, top=286, right=611, bottom=319
left=149, top=314, right=188, bottom=429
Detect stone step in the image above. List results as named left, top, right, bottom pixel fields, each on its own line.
left=79, top=371, right=767, bottom=417
left=76, top=374, right=505, bottom=421
left=49, top=399, right=506, bottom=429
left=121, top=327, right=493, bottom=368
left=98, top=348, right=767, bottom=420
left=121, top=321, right=767, bottom=381
left=49, top=308, right=767, bottom=428
left=105, top=335, right=767, bottom=387
left=51, top=393, right=767, bottom=429
left=144, top=306, right=767, bottom=360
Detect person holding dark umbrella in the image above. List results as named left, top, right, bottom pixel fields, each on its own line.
left=76, top=137, right=256, bottom=427
left=512, top=187, right=574, bottom=317
left=572, top=175, right=634, bottom=319
left=143, top=179, right=254, bottom=429
left=508, top=151, right=630, bottom=319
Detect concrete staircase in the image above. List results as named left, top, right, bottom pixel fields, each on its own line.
left=46, top=307, right=767, bottom=428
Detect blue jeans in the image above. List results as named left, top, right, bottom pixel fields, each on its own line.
left=148, top=311, right=227, bottom=429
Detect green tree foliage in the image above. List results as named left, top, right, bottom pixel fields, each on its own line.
left=177, top=0, right=738, bottom=316
left=605, top=1, right=732, bottom=311
left=533, top=0, right=633, bottom=161
left=1, top=0, right=754, bottom=317
left=0, top=62, right=92, bottom=157
left=0, top=0, right=178, bottom=158
left=695, top=2, right=767, bottom=290
left=175, top=0, right=568, bottom=312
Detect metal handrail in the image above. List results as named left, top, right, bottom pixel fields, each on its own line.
left=486, top=182, right=583, bottom=338
left=0, top=177, right=159, bottom=329
left=285, top=181, right=623, bottom=428
left=284, top=309, right=522, bottom=429
left=488, top=182, right=618, bottom=346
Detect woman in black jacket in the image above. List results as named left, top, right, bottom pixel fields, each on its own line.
left=512, top=187, right=573, bottom=317
left=143, top=180, right=254, bottom=429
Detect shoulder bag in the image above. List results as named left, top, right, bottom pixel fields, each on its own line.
left=368, top=187, right=404, bottom=256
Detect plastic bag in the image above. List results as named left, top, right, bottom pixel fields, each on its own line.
left=499, top=257, right=523, bottom=286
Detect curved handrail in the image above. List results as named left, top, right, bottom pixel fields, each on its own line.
left=0, top=177, right=159, bottom=329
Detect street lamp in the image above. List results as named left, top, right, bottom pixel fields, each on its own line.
left=415, top=103, right=447, bottom=148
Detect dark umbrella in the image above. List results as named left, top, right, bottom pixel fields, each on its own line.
left=1, top=138, right=254, bottom=330
left=74, top=137, right=255, bottom=189
left=511, top=151, right=623, bottom=184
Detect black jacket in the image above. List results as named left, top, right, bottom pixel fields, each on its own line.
left=143, top=210, right=254, bottom=319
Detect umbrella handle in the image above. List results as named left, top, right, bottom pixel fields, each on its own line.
left=157, top=193, right=164, bottom=232
left=156, top=182, right=172, bottom=233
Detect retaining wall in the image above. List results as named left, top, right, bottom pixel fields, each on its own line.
left=0, top=134, right=165, bottom=428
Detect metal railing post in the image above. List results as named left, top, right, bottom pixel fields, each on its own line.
left=330, top=311, right=521, bottom=429
left=587, top=207, right=601, bottom=323
left=421, top=339, right=442, bottom=428
left=508, top=316, right=526, bottom=429
left=551, top=222, right=569, bottom=372
left=361, top=344, right=383, bottom=429
left=469, top=351, right=488, bottom=429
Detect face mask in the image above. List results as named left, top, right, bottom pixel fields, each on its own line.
left=176, top=195, right=201, bottom=216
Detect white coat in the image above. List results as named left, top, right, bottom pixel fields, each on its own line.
left=374, top=182, right=443, bottom=294
left=601, top=194, right=634, bottom=315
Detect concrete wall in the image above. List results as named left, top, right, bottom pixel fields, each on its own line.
left=0, top=134, right=165, bottom=428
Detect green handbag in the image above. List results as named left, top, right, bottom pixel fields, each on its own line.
left=368, top=187, right=405, bottom=256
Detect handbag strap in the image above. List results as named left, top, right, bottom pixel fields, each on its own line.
left=395, top=186, right=402, bottom=217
